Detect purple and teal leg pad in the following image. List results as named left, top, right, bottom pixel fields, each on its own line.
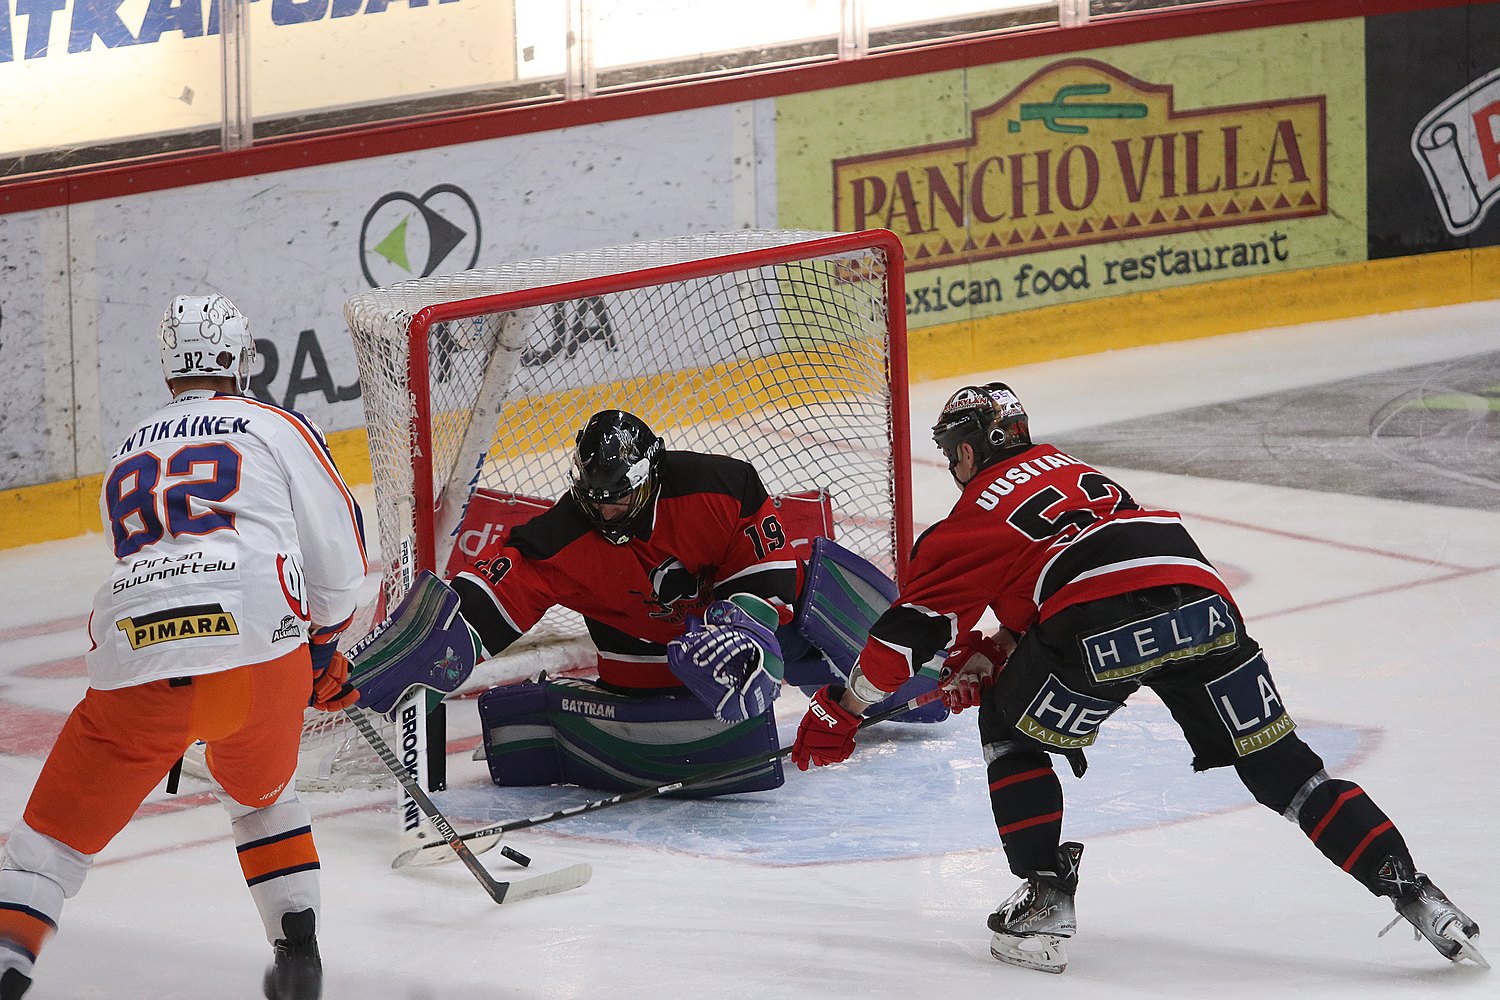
left=477, top=676, right=783, bottom=796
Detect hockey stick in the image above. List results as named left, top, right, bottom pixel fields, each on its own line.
left=342, top=706, right=592, bottom=902
left=392, top=685, right=944, bottom=869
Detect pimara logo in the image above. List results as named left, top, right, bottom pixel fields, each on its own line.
left=834, top=58, right=1327, bottom=272
left=116, top=604, right=239, bottom=650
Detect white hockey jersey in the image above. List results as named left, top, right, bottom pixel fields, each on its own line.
left=86, top=390, right=368, bottom=690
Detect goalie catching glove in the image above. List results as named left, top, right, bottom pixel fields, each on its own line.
left=940, top=628, right=1012, bottom=713
left=666, top=593, right=784, bottom=723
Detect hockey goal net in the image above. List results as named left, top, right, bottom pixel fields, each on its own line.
left=302, top=229, right=911, bottom=788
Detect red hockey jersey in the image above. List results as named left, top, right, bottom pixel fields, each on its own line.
left=857, top=444, right=1234, bottom=694
left=452, top=451, right=801, bottom=690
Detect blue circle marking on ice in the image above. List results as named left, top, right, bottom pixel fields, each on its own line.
left=437, top=701, right=1372, bottom=866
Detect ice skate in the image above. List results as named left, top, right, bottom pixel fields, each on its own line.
left=263, top=909, right=323, bottom=1000
left=0, top=968, right=31, bottom=1000
left=1375, top=856, right=1487, bottom=968
left=986, top=842, right=1083, bottom=974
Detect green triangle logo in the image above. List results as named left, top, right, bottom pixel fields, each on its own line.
left=374, top=216, right=413, bottom=272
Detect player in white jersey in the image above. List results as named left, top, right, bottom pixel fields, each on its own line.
left=0, top=295, right=367, bottom=1000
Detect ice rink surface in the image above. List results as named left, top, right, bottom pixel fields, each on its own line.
left=2, top=301, right=1497, bottom=999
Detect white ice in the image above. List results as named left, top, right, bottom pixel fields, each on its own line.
left=2, top=302, right=1497, bottom=999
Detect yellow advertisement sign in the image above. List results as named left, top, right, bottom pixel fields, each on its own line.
left=834, top=58, right=1327, bottom=273
left=776, top=20, right=1367, bottom=341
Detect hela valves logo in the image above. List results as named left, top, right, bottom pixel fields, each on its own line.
left=1206, top=652, right=1296, bottom=757
left=834, top=58, right=1327, bottom=272
left=1413, top=66, right=1500, bottom=237
left=359, top=184, right=481, bottom=287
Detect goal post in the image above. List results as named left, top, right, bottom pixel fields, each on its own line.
left=321, top=228, right=910, bottom=791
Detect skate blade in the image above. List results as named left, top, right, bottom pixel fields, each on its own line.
left=990, top=932, right=1067, bottom=974
left=1441, top=924, right=1489, bottom=969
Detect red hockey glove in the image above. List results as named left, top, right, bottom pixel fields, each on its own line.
left=312, top=651, right=360, bottom=712
left=940, top=630, right=1011, bottom=713
left=791, top=685, right=863, bottom=771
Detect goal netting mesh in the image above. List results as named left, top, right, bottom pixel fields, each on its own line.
left=296, top=229, right=909, bottom=789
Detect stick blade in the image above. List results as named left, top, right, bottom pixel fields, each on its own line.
left=499, top=863, right=593, bottom=904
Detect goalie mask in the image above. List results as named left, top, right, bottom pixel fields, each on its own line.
left=570, top=410, right=663, bottom=545
left=159, top=294, right=255, bottom=392
left=932, top=382, right=1030, bottom=478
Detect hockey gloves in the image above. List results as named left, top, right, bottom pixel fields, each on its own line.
left=309, top=622, right=359, bottom=712
left=667, top=594, right=784, bottom=723
left=791, top=684, right=862, bottom=770
left=940, top=629, right=1011, bottom=714
left=311, top=650, right=360, bottom=712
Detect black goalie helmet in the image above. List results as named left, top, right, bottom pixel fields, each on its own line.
left=931, top=382, right=1031, bottom=474
left=570, top=409, right=663, bottom=544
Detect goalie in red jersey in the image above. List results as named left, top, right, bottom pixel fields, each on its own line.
left=791, top=382, right=1484, bottom=974
left=450, top=409, right=937, bottom=798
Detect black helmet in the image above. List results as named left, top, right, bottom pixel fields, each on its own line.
left=570, top=410, right=663, bottom=544
left=931, top=382, right=1030, bottom=475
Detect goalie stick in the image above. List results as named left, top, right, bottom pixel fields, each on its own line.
left=342, top=705, right=592, bottom=902
left=392, top=684, right=944, bottom=869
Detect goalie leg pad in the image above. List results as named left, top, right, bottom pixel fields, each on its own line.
left=480, top=677, right=783, bottom=795
left=790, top=538, right=946, bottom=722
left=347, top=571, right=477, bottom=717
left=791, top=536, right=898, bottom=680
left=476, top=681, right=565, bottom=787
left=550, top=678, right=783, bottom=796
left=777, top=628, right=845, bottom=692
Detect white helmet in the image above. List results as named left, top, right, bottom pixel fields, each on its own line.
left=159, top=293, right=255, bottom=391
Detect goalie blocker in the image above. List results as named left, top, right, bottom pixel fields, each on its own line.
left=344, top=570, right=479, bottom=717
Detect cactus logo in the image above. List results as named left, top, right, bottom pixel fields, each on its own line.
left=359, top=184, right=482, bottom=287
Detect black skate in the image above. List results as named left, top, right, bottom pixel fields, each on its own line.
left=263, top=909, right=323, bottom=1000
left=986, top=842, right=1083, bottom=974
left=1374, top=856, right=1487, bottom=968
left=0, top=968, right=30, bottom=1000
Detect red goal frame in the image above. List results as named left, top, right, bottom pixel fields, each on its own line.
left=401, top=229, right=914, bottom=586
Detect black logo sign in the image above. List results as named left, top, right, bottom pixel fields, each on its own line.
left=359, top=184, right=481, bottom=288
left=642, top=558, right=710, bottom=620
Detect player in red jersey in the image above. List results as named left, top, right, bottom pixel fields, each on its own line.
left=791, top=382, right=1484, bottom=973
left=452, top=409, right=932, bottom=797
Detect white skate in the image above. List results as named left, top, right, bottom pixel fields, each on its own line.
left=987, top=843, right=1082, bottom=974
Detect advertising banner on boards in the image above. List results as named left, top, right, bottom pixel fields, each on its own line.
left=43, top=103, right=771, bottom=491
left=776, top=20, right=1367, bottom=331
left=1365, top=3, right=1500, bottom=258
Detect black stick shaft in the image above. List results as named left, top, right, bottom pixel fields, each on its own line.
left=433, top=686, right=943, bottom=848
left=344, top=706, right=512, bottom=902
